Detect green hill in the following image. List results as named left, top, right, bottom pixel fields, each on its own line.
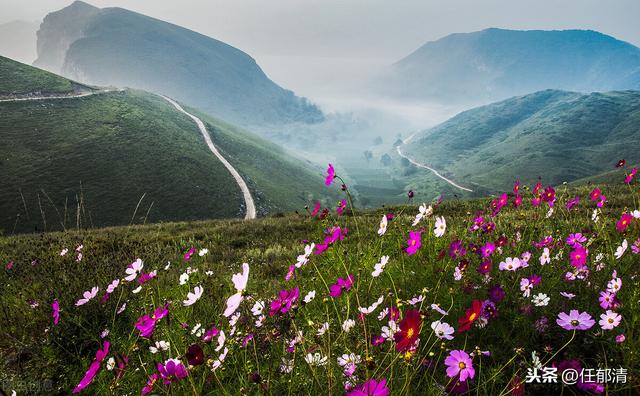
left=402, top=89, right=640, bottom=191
left=34, top=1, right=323, bottom=127
left=0, top=54, right=83, bottom=96
left=0, top=58, right=332, bottom=234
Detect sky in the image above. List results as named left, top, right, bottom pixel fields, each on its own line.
left=1, top=0, right=640, bottom=108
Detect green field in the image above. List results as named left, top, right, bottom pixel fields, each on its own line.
left=0, top=55, right=81, bottom=96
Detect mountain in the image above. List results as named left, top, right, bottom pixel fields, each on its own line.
left=34, top=1, right=323, bottom=126
left=401, top=89, right=640, bottom=191
left=383, top=28, right=640, bottom=104
left=0, top=20, right=39, bottom=64
left=0, top=56, right=332, bottom=233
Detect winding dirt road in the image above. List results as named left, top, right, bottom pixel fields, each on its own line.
left=162, top=96, right=257, bottom=220
left=396, top=133, right=473, bottom=192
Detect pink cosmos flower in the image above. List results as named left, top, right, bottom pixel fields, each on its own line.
left=329, top=275, right=354, bottom=297
left=5, top=261, right=13, bottom=270
left=405, top=231, right=422, bottom=255
left=589, top=188, right=601, bottom=201
left=565, top=233, right=586, bottom=247
left=599, top=291, right=615, bottom=309
left=347, top=378, right=390, bottom=396
left=141, top=373, right=159, bottom=395
left=202, top=326, right=220, bottom=343
left=597, top=196, right=607, bottom=208
left=135, top=304, right=169, bottom=338
left=481, top=242, right=495, bottom=258
left=336, top=199, right=347, bottom=215
left=73, top=341, right=109, bottom=393
left=445, top=350, right=475, bottom=381
left=269, top=287, right=299, bottom=316
left=157, top=358, right=188, bottom=384
left=565, top=196, right=580, bottom=210
left=556, top=310, right=595, bottom=330
left=616, top=213, right=633, bottom=232
left=624, top=167, right=637, bottom=184
left=599, top=310, right=621, bottom=330
left=311, top=201, right=321, bottom=217
left=75, top=287, right=99, bottom=306
left=52, top=300, right=60, bottom=325
left=325, top=163, right=336, bottom=186
left=184, top=247, right=196, bottom=262
left=514, top=194, right=523, bottom=208
left=541, top=186, right=556, bottom=206
left=569, top=246, right=588, bottom=268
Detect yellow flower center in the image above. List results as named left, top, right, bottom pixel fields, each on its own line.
left=608, top=318, right=614, bottom=324
left=411, top=240, right=416, bottom=246
left=468, top=313, right=477, bottom=321
left=571, top=319, right=579, bottom=326
left=458, top=362, right=466, bottom=369
left=406, top=328, right=415, bottom=338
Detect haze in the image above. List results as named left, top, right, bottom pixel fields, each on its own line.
left=1, top=0, right=639, bottom=119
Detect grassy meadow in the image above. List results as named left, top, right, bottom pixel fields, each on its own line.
left=1, top=169, right=639, bottom=394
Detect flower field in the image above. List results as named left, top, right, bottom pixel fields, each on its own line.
left=1, top=164, right=639, bottom=395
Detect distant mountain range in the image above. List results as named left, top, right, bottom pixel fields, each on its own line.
left=402, top=89, right=640, bottom=191
left=381, top=28, right=640, bottom=105
left=0, top=56, right=332, bottom=233
left=33, top=1, right=323, bottom=127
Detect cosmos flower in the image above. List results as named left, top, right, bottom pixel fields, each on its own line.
left=183, top=286, right=204, bottom=306
left=330, top=275, right=355, bottom=297
left=566, top=233, right=586, bottom=248
left=569, top=246, right=588, bottom=268
left=141, top=373, right=159, bottom=396
left=347, top=378, right=390, bottom=396
left=359, top=296, right=384, bottom=315
left=186, top=344, right=204, bottom=366
left=498, top=257, right=521, bottom=271
left=303, top=290, right=316, bottom=304
left=539, top=248, right=551, bottom=265
left=599, top=310, right=621, bottom=330
left=532, top=293, right=549, bottom=307
left=157, top=358, right=188, bottom=384
left=458, top=300, right=482, bottom=332
left=269, top=287, right=299, bottom=316
left=444, top=350, right=475, bottom=381
left=481, top=242, right=495, bottom=257
left=224, top=263, right=249, bottom=317
left=52, top=300, right=60, bottom=325
left=75, top=287, right=99, bottom=306
left=73, top=341, right=110, bottom=393
left=434, top=216, right=446, bottom=237
left=124, top=259, right=144, bottom=282
left=405, top=231, right=422, bottom=255
left=304, top=352, right=328, bottom=366
left=431, top=321, right=455, bottom=340
left=183, top=247, right=196, bottom=262
left=377, top=215, right=388, bottom=236
left=342, top=319, right=356, bottom=332
left=317, top=322, right=329, bottom=336
left=336, top=199, right=347, bottom=215
left=311, top=201, right=321, bottom=217
left=616, top=213, right=633, bottom=232
left=135, top=304, right=169, bottom=338
left=372, top=256, right=389, bottom=277
left=394, top=309, right=421, bottom=351
left=565, top=196, right=580, bottom=210
left=325, top=164, right=336, bottom=186
left=541, top=186, right=556, bottom=206
left=556, top=310, right=595, bottom=330
left=615, top=240, right=628, bottom=259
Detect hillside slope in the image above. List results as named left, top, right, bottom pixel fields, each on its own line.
left=383, top=28, right=640, bottom=104
left=402, top=89, right=640, bottom=191
left=0, top=58, right=332, bottom=233
left=34, top=1, right=323, bottom=127
left=0, top=55, right=89, bottom=96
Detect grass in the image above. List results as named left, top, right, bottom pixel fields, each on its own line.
left=0, top=55, right=78, bottom=96
left=0, top=177, right=638, bottom=394
left=403, top=90, right=640, bottom=192
left=0, top=89, right=334, bottom=234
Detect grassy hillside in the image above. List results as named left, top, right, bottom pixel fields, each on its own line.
left=0, top=55, right=77, bottom=95
left=35, top=1, right=323, bottom=127
left=403, top=89, right=640, bottom=192
left=0, top=180, right=637, bottom=394
left=383, top=28, right=640, bottom=104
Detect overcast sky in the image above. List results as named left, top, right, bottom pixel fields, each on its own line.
left=2, top=0, right=639, bottom=102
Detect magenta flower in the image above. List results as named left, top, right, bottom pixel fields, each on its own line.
left=325, top=163, right=336, bottom=186
left=448, top=240, right=467, bottom=259
left=329, top=275, right=354, bottom=297
left=624, top=167, right=637, bottom=184
left=269, top=287, right=299, bottom=316
left=73, top=341, right=110, bottom=393
left=616, top=213, right=633, bottom=232
left=184, top=247, right=196, bottom=262
left=347, top=378, right=390, bottom=396
left=135, top=304, right=169, bottom=338
left=589, top=188, right=601, bottom=201
left=157, top=358, right=189, bottom=384
left=405, top=231, right=422, bottom=255
left=336, top=199, right=347, bottom=215
left=565, top=233, right=586, bottom=247
left=52, top=299, right=60, bottom=326
left=541, top=186, right=556, bottom=206
left=311, top=201, right=321, bottom=217
left=481, top=242, right=495, bottom=257
left=445, top=350, right=475, bottom=381
left=556, top=310, right=595, bottom=330
left=141, top=373, right=159, bottom=395
left=569, top=246, right=588, bottom=268
left=565, top=196, right=580, bottom=210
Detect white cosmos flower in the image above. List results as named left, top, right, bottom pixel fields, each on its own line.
left=132, top=286, right=142, bottom=294
left=183, top=285, right=204, bottom=306
left=124, top=259, right=144, bottom=282
left=75, top=286, right=99, bottom=306
left=304, top=352, right=328, bottom=366
left=381, top=320, right=398, bottom=340
left=615, top=239, right=628, bottom=259
left=106, top=279, right=120, bottom=294
left=106, top=357, right=115, bottom=371
left=317, top=322, right=329, bottom=336
left=532, top=293, right=549, bottom=307
left=224, top=263, right=250, bottom=317
left=251, top=300, right=265, bottom=316
left=431, top=321, right=454, bottom=340
left=280, top=358, right=294, bottom=373
left=372, top=255, right=389, bottom=277
left=179, top=272, right=189, bottom=285
left=539, top=248, right=550, bottom=265
left=303, top=290, right=316, bottom=304
left=149, top=340, right=170, bottom=354
left=434, top=216, right=446, bottom=237
left=342, top=319, right=356, bottom=332
left=358, top=296, right=384, bottom=314
left=296, top=243, right=315, bottom=267
left=60, top=248, right=68, bottom=256
left=215, top=330, right=226, bottom=352
left=337, top=353, right=361, bottom=367
left=378, top=215, right=388, bottom=236
left=198, top=248, right=209, bottom=256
